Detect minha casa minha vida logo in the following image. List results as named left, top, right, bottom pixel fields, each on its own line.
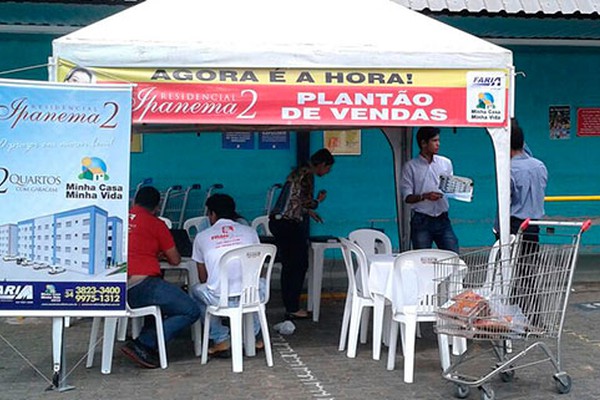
left=65, top=157, right=124, bottom=200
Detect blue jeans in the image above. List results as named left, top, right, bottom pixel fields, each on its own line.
left=191, top=279, right=266, bottom=344
left=127, top=277, right=201, bottom=350
left=410, top=212, right=459, bottom=253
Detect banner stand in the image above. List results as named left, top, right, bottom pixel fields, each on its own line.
left=48, top=317, right=75, bottom=392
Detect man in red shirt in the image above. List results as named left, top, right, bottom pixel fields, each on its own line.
left=121, top=186, right=200, bottom=368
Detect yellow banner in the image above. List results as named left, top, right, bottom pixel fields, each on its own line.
left=57, top=59, right=508, bottom=88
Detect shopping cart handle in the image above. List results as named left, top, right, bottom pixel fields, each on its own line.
left=582, top=219, right=593, bottom=233
left=190, top=184, right=202, bottom=190
left=519, top=218, right=531, bottom=232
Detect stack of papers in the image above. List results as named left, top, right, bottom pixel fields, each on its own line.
left=438, top=175, right=474, bottom=202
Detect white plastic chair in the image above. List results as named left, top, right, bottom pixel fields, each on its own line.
left=158, top=216, right=173, bottom=229
left=251, top=215, right=273, bottom=237
left=86, top=304, right=169, bottom=373
left=201, top=244, right=277, bottom=373
left=116, top=309, right=203, bottom=358
left=385, top=249, right=461, bottom=383
left=183, top=216, right=210, bottom=239
left=348, top=228, right=393, bottom=256
left=348, top=228, right=393, bottom=359
left=338, top=238, right=376, bottom=359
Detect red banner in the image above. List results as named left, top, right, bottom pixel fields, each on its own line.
left=127, top=83, right=504, bottom=127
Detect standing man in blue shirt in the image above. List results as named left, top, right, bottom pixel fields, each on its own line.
left=401, top=127, right=459, bottom=253
left=506, top=121, right=548, bottom=324
left=508, top=122, right=548, bottom=240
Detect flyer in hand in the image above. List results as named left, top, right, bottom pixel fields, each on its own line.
left=438, top=175, right=474, bottom=202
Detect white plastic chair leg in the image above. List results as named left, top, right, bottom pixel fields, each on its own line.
left=338, top=292, right=352, bottom=351
left=101, top=318, right=118, bottom=374
left=346, top=300, right=363, bottom=358
left=437, top=334, right=451, bottom=371
left=258, top=308, right=273, bottom=367
left=131, top=317, right=143, bottom=339
left=152, top=312, right=168, bottom=369
left=229, top=314, right=244, bottom=373
left=191, top=320, right=202, bottom=357
left=386, top=320, right=399, bottom=370
left=360, top=308, right=370, bottom=344
left=402, top=318, right=417, bottom=383
left=372, top=296, right=385, bottom=360
left=117, top=317, right=128, bottom=341
left=243, top=313, right=256, bottom=357
left=452, top=336, right=467, bottom=355
left=86, top=317, right=102, bottom=368
left=201, top=313, right=211, bottom=365
left=382, top=306, right=392, bottom=347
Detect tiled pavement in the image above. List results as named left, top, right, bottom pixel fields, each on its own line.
left=1, top=279, right=600, bottom=400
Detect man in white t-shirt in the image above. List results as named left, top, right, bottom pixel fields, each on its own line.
left=191, top=193, right=261, bottom=357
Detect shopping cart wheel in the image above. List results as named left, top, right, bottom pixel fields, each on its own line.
left=454, top=384, right=470, bottom=399
left=479, top=385, right=495, bottom=400
left=500, top=368, right=515, bottom=382
left=553, top=373, right=572, bottom=394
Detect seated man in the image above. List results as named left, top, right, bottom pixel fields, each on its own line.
left=122, top=186, right=201, bottom=368
left=191, top=193, right=264, bottom=357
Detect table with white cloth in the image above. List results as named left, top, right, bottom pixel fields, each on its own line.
left=366, top=254, right=421, bottom=360
left=366, top=250, right=467, bottom=366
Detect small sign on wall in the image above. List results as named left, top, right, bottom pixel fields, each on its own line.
left=258, top=131, right=289, bottom=149
left=324, top=129, right=361, bottom=155
left=222, top=131, right=255, bottom=149
left=549, top=106, right=571, bottom=140
left=577, top=108, right=600, bottom=137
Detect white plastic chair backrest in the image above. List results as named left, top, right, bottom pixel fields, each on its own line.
left=348, top=229, right=392, bottom=256
left=339, top=238, right=372, bottom=299
left=251, top=215, right=272, bottom=237
left=217, top=244, right=277, bottom=308
left=392, top=249, right=458, bottom=314
left=158, top=216, right=172, bottom=229
left=183, top=216, right=210, bottom=238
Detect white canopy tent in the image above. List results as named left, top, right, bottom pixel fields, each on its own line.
left=51, top=0, right=514, bottom=248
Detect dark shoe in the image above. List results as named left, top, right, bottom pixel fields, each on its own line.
left=120, top=339, right=159, bottom=368
left=208, top=340, right=231, bottom=359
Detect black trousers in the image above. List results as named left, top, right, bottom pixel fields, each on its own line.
left=505, top=217, right=541, bottom=325
left=269, top=217, right=309, bottom=313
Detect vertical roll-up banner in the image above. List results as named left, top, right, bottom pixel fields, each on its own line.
left=0, top=78, right=132, bottom=316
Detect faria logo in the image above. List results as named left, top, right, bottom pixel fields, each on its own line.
left=477, top=93, right=495, bottom=109
left=79, top=157, right=109, bottom=181
left=0, top=285, right=34, bottom=301
left=472, top=76, right=502, bottom=87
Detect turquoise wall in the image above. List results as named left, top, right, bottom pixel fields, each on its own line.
left=1, top=31, right=598, bottom=252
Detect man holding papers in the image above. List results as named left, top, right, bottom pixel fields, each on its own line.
left=401, top=127, right=459, bottom=253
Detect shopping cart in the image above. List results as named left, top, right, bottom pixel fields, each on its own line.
left=129, top=177, right=153, bottom=206
left=177, top=183, right=202, bottom=228
left=264, top=183, right=282, bottom=214
left=434, top=219, right=592, bottom=400
left=202, top=183, right=224, bottom=216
